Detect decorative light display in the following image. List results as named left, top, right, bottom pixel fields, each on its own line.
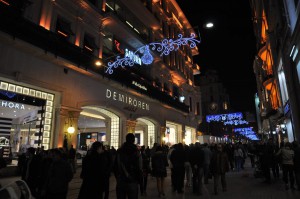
left=233, top=127, right=253, bottom=133
left=0, top=91, right=16, bottom=98
left=223, top=120, right=248, bottom=126
left=206, top=112, right=243, bottom=123
left=105, top=34, right=200, bottom=74
left=234, top=127, right=259, bottom=140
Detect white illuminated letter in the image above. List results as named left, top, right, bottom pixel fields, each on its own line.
left=106, top=89, right=111, bottom=98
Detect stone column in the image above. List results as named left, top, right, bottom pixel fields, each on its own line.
left=160, top=126, right=166, bottom=145
left=39, top=0, right=54, bottom=30
left=126, top=120, right=137, bottom=134
left=59, top=107, right=81, bottom=149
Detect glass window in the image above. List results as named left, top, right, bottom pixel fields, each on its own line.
left=56, top=17, right=74, bottom=39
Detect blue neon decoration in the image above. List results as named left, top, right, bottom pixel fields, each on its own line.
left=206, top=112, right=243, bottom=123
left=141, top=45, right=153, bottom=65
left=105, top=34, right=200, bottom=74
left=233, top=127, right=253, bottom=132
left=0, top=91, right=16, bottom=98
left=234, top=127, right=259, bottom=140
left=223, top=120, right=248, bottom=126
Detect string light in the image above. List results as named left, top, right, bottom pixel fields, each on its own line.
left=105, top=34, right=200, bottom=74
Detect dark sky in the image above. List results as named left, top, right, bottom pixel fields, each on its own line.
left=177, top=0, right=257, bottom=113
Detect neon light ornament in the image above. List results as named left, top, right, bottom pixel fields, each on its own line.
left=105, top=34, right=200, bottom=74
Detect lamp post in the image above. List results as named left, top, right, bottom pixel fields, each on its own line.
left=67, top=126, right=75, bottom=134
left=64, top=112, right=76, bottom=150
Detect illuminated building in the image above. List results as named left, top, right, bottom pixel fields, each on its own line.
left=250, top=0, right=300, bottom=142
left=0, top=0, right=201, bottom=157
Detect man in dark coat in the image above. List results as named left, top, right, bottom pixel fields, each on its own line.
left=170, top=143, right=185, bottom=193
left=210, top=144, right=229, bottom=195
left=78, top=142, right=110, bottom=199
left=261, top=138, right=275, bottom=183
left=68, top=144, right=76, bottom=174
left=44, top=148, right=73, bottom=199
left=189, top=142, right=204, bottom=195
left=114, top=133, right=142, bottom=199
left=292, top=141, right=300, bottom=190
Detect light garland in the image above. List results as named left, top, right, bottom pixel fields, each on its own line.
left=234, top=127, right=259, bottom=140
left=105, top=34, right=200, bottom=74
left=206, top=112, right=243, bottom=123
left=223, top=120, right=249, bottom=126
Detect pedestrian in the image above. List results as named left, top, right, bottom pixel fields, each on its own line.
left=68, top=144, right=77, bottom=174
left=140, top=145, right=151, bottom=196
left=114, top=133, right=142, bottom=199
left=292, top=141, right=300, bottom=190
left=184, top=144, right=192, bottom=187
left=104, top=145, right=113, bottom=199
left=189, top=142, right=204, bottom=195
left=43, top=148, right=73, bottom=199
left=275, top=142, right=295, bottom=190
left=170, top=143, right=185, bottom=194
left=210, top=144, right=230, bottom=195
left=202, top=143, right=212, bottom=184
left=233, top=144, right=243, bottom=172
left=261, top=138, right=275, bottom=184
left=110, top=146, right=117, bottom=165
left=167, top=144, right=175, bottom=190
left=22, top=147, right=41, bottom=198
left=247, top=142, right=256, bottom=168
left=151, top=145, right=168, bottom=197
left=78, top=141, right=110, bottom=199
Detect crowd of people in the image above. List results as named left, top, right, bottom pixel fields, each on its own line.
left=252, top=138, right=300, bottom=191
left=18, top=146, right=74, bottom=199
left=15, top=134, right=300, bottom=199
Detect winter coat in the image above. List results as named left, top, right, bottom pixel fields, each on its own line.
left=276, top=147, right=294, bottom=165
left=210, top=151, right=229, bottom=174
left=44, top=158, right=73, bottom=198
left=78, top=151, right=110, bottom=199
left=151, top=151, right=168, bottom=177
left=114, top=142, right=142, bottom=183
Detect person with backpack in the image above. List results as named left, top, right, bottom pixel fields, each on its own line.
left=114, top=133, right=142, bottom=199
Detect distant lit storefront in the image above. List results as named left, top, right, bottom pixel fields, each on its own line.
left=0, top=80, right=55, bottom=162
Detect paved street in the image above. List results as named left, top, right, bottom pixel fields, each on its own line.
left=1, top=158, right=300, bottom=199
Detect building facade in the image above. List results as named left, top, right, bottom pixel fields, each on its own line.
left=0, top=0, right=202, bottom=159
left=250, top=0, right=300, bottom=143
left=195, top=70, right=230, bottom=143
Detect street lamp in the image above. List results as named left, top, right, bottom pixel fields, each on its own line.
left=67, top=126, right=75, bottom=134
left=204, top=22, right=214, bottom=29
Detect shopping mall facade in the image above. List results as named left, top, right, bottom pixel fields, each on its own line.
left=0, top=0, right=202, bottom=158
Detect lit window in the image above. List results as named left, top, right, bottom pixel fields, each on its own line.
left=84, top=34, right=98, bottom=53
left=56, top=17, right=74, bottom=38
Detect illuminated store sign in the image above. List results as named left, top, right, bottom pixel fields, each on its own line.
left=106, top=89, right=150, bottom=111
left=106, top=34, right=200, bottom=74
left=284, top=101, right=290, bottom=115
left=125, top=49, right=142, bottom=65
left=0, top=100, right=25, bottom=110
left=132, top=81, right=147, bottom=91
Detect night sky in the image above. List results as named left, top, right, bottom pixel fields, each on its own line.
left=177, top=0, right=257, bottom=113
